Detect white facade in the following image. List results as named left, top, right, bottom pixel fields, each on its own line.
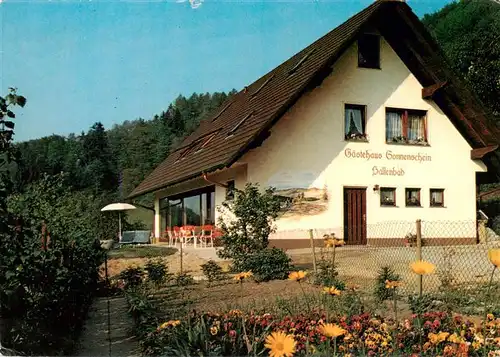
left=153, top=36, right=487, bottom=245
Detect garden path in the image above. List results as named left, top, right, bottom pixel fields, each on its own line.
left=75, top=296, right=140, bottom=357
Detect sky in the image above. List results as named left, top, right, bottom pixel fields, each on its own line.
left=1, top=0, right=455, bottom=142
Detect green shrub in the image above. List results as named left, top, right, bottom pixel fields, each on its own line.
left=175, top=272, right=194, bottom=287
left=313, top=257, right=345, bottom=290
left=492, top=215, right=500, bottom=235
left=239, top=248, right=293, bottom=282
left=200, top=260, right=226, bottom=286
left=125, top=290, right=158, bottom=334
left=408, top=294, right=435, bottom=315
left=119, top=266, right=145, bottom=289
left=145, top=258, right=171, bottom=286
left=216, top=183, right=281, bottom=270
left=374, top=266, right=401, bottom=302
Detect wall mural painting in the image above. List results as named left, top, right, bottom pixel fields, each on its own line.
left=268, top=171, right=328, bottom=218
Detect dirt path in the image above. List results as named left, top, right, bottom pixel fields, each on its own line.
left=75, top=296, right=140, bottom=357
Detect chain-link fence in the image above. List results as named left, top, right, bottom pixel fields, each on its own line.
left=280, top=219, right=500, bottom=296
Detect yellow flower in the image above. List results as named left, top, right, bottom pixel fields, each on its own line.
left=428, top=331, right=449, bottom=344
left=410, top=260, right=436, bottom=275
left=334, top=239, right=345, bottom=247
left=488, top=248, right=500, bottom=268
left=264, top=331, right=296, bottom=357
left=319, top=323, right=346, bottom=338
left=385, top=280, right=403, bottom=289
left=210, top=326, right=218, bottom=335
left=323, top=287, right=342, bottom=296
left=324, top=238, right=335, bottom=248
left=229, top=309, right=242, bottom=316
left=234, top=271, right=252, bottom=281
left=288, top=271, right=307, bottom=282
left=448, top=332, right=465, bottom=344
left=158, top=320, right=181, bottom=330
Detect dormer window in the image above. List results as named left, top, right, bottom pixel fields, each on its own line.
left=358, top=34, right=380, bottom=69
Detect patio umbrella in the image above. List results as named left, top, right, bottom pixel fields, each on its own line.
left=101, top=203, right=136, bottom=241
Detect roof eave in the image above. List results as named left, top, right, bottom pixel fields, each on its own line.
left=127, top=162, right=228, bottom=199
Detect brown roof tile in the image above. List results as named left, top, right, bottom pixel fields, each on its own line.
left=129, top=0, right=500, bottom=198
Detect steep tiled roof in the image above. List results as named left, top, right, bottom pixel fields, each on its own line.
left=129, top=0, right=500, bottom=198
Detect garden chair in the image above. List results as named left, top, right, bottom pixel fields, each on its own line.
left=120, top=231, right=135, bottom=245
left=180, top=225, right=197, bottom=248
left=170, top=226, right=182, bottom=246
left=132, top=230, right=151, bottom=244
left=199, top=225, right=214, bottom=248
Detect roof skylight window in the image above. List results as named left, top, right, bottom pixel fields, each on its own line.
left=212, top=102, right=233, bottom=122
left=288, top=49, right=316, bottom=76
left=195, top=131, right=218, bottom=153
left=227, top=112, right=254, bottom=137
left=250, top=75, right=275, bottom=99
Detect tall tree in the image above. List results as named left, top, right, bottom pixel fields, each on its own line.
left=422, top=0, right=500, bottom=120
left=82, top=122, right=117, bottom=193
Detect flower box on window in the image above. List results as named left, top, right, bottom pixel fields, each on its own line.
left=386, top=108, right=428, bottom=146
left=346, top=132, right=369, bottom=141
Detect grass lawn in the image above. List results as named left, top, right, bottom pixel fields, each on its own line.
left=107, top=245, right=177, bottom=259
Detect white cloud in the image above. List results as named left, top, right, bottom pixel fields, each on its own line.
left=189, top=0, right=203, bottom=9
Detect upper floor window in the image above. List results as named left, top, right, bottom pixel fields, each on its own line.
left=358, top=34, right=380, bottom=69
left=345, top=104, right=367, bottom=141
left=386, top=108, right=428, bottom=145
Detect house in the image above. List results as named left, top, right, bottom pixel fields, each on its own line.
left=129, top=0, right=500, bottom=248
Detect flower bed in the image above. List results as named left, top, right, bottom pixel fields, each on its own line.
left=139, top=309, right=500, bottom=356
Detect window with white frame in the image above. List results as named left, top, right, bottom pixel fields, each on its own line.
left=345, top=104, right=367, bottom=141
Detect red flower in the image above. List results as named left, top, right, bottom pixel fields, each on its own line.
left=229, top=330, right=237, bottom=338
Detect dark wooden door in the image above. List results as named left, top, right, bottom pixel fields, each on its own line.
left=343, top=187, right=367, bottom=245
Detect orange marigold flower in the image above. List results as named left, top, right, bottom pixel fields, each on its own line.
left=323, top=287, right=342, bottom=296
left=319, top=323, right=346, bottom=338
left=385, top=280, right=403, bottom=289
left=288, top=271, right=307, bottom=282
left=410, top=260, right=436, bottom=275
left=157, top=320, right=181, bottom=330
left=324, top=238, right=335, bottom=248
left=264, top=331, right=296, bottom=357
left=234, top=271, right=252, bottom=281
left=334, top=239, right=345, bottom=247
left=488, top=248, right=500, bottom=268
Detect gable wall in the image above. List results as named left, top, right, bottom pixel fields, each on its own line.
left=240, top=36, right=486, bottom=241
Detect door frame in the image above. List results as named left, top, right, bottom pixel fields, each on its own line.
left=343, top=186, right=368, bottom=245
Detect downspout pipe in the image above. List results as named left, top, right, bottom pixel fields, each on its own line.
left=202, top=172, right=229, bottom=188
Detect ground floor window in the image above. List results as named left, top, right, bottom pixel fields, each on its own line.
left=430, top=188, right=444, bottom=207
left=380, top=187, right=396, bottom=206
left=160, top=186, right=215, bottom=230
left=405, top=188, right=421, bottom=207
